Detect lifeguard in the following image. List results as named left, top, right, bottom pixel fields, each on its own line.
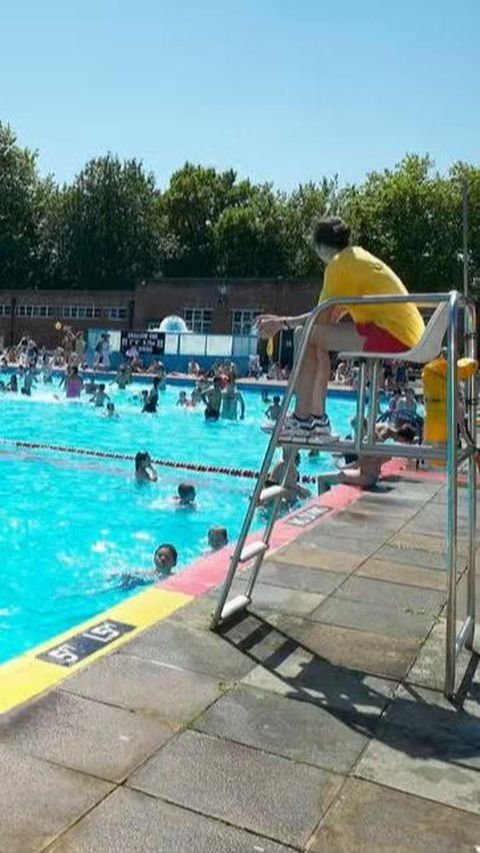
left=257, top=217, right=425, bottom=439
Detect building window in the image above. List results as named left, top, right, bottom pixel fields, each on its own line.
left=231, top=309, right=261, bottom=335
left=0, top=304, right=11, bottom=316
left=184, top=308, right=213, bottom=333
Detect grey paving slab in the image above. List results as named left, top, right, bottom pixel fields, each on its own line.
left=336, top=575, right=445, bottom=614
left=390, top=529, right=469, bottom=556
left=0, top=690, right=172, bottom=783
left=117, top=618, right=255, bottom=680
left=309, top=777, right=480, bottom=853
left=356, top=557, right=448, bottom=590
left=309, top=594, right=435, bottom=639
left=240, top=646, right=397, bottom=715
left=263, top=612, right=420, bottom=679
left=228, top=578, right=326, bottom=616
left=406, top=619, right=479, bottom=692
left=334, top=506, right=412, bottom=529
left=245, top=559, right=347, bottom=595
left=0, top=743, right=112, bottom=853
left=194, top=684, right=370, bottom=773
left=217, top=611, right=309, bottom=669
left=272, top=542, right=366, bottom=573
left=355, top=684, right=480, bottom=815
left=302, top=520, right=389, bottom=548
left=61, top=652, right=223, bottom=723
left=401, top=518, right=473, bottom=542
left=375, top=544, right=453, bottom=571
left=298, top=531, right=382, bottom=559
left=129, top=729, right=343, bottom=847
left=49, top=787, right=293, bottom=853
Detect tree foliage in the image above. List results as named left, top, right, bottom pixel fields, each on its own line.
left=0, top=122, right=479, bottom=291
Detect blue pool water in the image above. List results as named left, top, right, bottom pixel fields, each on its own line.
left=0, top=380, right=357, bottom=663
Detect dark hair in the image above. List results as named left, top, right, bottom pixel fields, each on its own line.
left=312, top=217, right=351, bottom=251
left=178, top=482, right=196, bottom=501
left=273, top=395, right=280, bottom=403
left=396, top=424, right=416, bottom=443
left=155, top=543, right=178, bottom=565
left=135, top=451, right=149, bottom=471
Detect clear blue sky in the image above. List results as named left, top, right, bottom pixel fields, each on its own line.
left=2, top=0, right=479, bottom=190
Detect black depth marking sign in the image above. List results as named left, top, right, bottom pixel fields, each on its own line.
left=37, top=619, right=136, bottom=667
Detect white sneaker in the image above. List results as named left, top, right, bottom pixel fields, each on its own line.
left=311, top=415, right=332, bottom=436
left=278, top=416, right=314, bottom=441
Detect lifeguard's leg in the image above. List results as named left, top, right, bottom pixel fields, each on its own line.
left=294, top=323, right=365, bottom=418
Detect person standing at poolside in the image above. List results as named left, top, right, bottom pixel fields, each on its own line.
left=256, top=217, right=425, bottom=440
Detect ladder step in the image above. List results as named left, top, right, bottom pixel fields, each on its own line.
left=239, top=541, right=268, bottom=562
left=220, top=594, right=251, bottom=623
left=258, top=485, right=287, bottom=504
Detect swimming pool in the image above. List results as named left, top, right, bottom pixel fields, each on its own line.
left=0, top=380, right=357, bottom=663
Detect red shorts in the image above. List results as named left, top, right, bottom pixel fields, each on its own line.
left=356, top=322, right=408, bottom=354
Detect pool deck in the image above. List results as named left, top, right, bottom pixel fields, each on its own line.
left=1, top=469, right=480, bottom=851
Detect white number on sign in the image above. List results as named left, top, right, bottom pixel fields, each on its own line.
left=48, top=644, right=79, bottom=665
left=82, top=622, right=121, bottom=643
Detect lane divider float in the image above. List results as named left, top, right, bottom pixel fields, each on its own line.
left=0, top=437, right=318, bottom=484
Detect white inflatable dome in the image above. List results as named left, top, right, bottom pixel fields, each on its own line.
left=158, top=315, right=190, bottom=333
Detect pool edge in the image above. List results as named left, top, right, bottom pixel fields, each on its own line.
left=0, top=458, right=416, bottom=717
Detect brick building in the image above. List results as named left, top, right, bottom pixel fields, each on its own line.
left=0, top=278, right=319, bottom=347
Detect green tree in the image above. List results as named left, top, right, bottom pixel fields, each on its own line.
left=59, top=154, right=160, bottom=289
left=214, top=184, right=289, bottom=276
left=159, top=163, right=253, bottom=276
left=343, top=155, right=463, bottom=291
left=0, top=122, right=47, bottom=289
left=283, top=178, right=339, bottom=277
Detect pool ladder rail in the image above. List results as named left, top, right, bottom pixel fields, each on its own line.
left=211, top=290, right=478, bottom=700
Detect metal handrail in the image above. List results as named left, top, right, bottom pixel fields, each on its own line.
left=212, top=290, right=477, bottom=698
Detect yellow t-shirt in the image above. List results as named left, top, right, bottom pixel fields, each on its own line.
left=319, top=246, right=425, bottom=348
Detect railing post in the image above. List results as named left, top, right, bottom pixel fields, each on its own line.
left=445, top=291, right=459, bottom=697
left=465, top=300, right=477, bottom=649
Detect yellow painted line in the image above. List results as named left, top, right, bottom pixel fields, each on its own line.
left=0, top=586, right=192, bottom=715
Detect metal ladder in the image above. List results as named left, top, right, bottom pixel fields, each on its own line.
left=211, top=290, right=478, bottom=699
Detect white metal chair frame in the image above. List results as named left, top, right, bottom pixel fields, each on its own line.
left=212, top=291, right=477, bottom=699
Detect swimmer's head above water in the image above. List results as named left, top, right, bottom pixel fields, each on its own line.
left=153, top=543, right=178, bottom=574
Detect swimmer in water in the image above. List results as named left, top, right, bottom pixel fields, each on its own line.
left=176, top=391, right=188, bottom=406
left=21, top=366, right=37, bottom=396
left=65, top=366, right=83, bottom=399
left=105, top=402, right=119, bottom=418
left=221, top=380, right=245, bottom=421
left=116, top=543, right=178, bottom=589
left=7, top=374, right=18, bottom=392
left=265, top=395, right=282, bottom=422
left=143, top=377, right=160, bottom=413
left=90, top=383, right=110, bottom=407
left=116, top=365, right=128, bottom=389
left=154, top=543, right=177, bottom=574
left=135, top=451, right=158, bottom=483
left=173, top=482, right=196, bottom=507
left=208, top=526, right=228, bottom=550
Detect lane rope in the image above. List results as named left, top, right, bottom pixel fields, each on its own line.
left=0, top=437, right=319, bottom=484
